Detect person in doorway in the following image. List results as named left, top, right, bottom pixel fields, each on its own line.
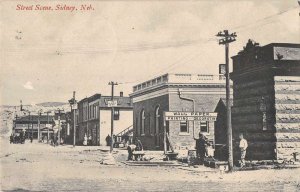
left=239, top=133, right=248, bottom=167
left=195, top=133, right=210, bottom=165
left=105, top=134, right=111, bottom=146
left=83, top=134, right=88, bottom=146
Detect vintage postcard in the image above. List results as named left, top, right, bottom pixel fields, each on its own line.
left=0, top=0, right=299, bottom=191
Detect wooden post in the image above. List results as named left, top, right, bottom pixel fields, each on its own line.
left=216, top=30, right=236, bottom=171
left=38, top=112, right=41, bottom=141
left=47, top=112, right=50, bottom=144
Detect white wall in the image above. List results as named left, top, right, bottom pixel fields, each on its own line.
left=99, top=109, right=133, bottom=146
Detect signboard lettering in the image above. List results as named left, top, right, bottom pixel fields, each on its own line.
left=164, top=111, right=217, bottom=121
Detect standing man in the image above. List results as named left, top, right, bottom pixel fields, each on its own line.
left=105, top=134, right=111, bottom=146
left=239, top=133, right=248, bottom=167
left=195, top=133, right=210, bottom=165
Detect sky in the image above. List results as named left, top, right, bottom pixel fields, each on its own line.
left=0, top=0, right=299, bottom=106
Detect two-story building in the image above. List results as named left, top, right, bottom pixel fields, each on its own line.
left=77, top=93, right=133, bottom=146
left=13, top=115, right=54, bottom=139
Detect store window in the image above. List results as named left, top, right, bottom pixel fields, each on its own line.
left=180, top=121, right=188, bottom=133
left=200, top=121, right=209, bottom=132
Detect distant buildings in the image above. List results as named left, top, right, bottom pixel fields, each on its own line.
left=231, top=40, right=300, bottom=161
left=13, top=115, right=54, bottom=139
left=76, top=93, right=133, bottom=146
left=130, top=73, right=227, bottom=150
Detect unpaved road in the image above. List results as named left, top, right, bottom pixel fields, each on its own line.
left=1, top=137, right=299, bottom=192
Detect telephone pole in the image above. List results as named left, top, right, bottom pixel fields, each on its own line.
left=45, top=111, right=51, bottom=144
left=56, top=109, right=64, bottom=145
left=216, top=30, right=236, bottom=172
left=37, top=110, right=42, bottom=141
left=108, top=81, right=118, bottom=153
left=69, top=91, right=77, bottom=147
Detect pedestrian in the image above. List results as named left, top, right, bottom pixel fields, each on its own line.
left=127, top=143, right=136, bottom=161
left=83, top=134, right=88, bottom=146
left=135, top=138, right=143, bottom=151
left=105, top=134, right=111, bottom=146
left=10, top=134, right=13, bottom=144
left=195, top=133, right=210, bottom=165
left=30, top=135, right=33, bottom=143
left=239, top=133, right=248, bottom=167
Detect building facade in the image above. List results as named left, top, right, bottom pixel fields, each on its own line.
left=231, top=40, right=300, bottom=161
left=13, top=115, right=54, bottom=139
left=77, top=93, right=133, bottom=146
left=130, top=73, right=227, bottom=150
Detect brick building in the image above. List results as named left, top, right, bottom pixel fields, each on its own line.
left=77, top=93, right=133, bottom=146
left=130, top=73, right=227, bottom=150
left=231, top=40, right=300, bottom=161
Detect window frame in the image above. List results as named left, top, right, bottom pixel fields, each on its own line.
left=180, top=121, right=188, bottom=133
left=200, top=121, right=209, bottom=133
left=140, top=110, right=145, bottom=136
left=113, top=109, right=120, bottom=120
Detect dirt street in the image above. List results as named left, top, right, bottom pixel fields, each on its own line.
left=0, top=137, right=299, bottom=192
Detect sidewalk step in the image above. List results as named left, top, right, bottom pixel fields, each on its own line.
left=122, top=161, right=182, bottom=167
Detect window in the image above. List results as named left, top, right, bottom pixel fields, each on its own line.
left=200, top=121, right=208, bottom=132
left=141, top=110, right=145, bottom=135
left=114, top=109, right=120, bottom=120
left=155, top=107, right=160, bottom=134
left=155, top=107, right=160, bottom=144
left=180, top=121, right=188, bottom=133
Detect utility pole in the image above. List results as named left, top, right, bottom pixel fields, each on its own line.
left=56, top=109, right=63, bottom=145
left=20, top=100, right=23, bottom=111
left=69, top=91, right=77, bottom=147
left=28, top=111, right=31, bottom=139
left=45, top=111, right=51, bottom=144
left=108, top=81, right=118, bottom=153
left=216, top=30, right=236, bottom=172
left=38, top=110, right=41, bottom=141
left=20, top=101, right=31, bottom=139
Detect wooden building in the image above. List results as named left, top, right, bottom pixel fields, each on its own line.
left=231, top=40, right=300, bottom=161
left=77, top=93, right=133, bottom=146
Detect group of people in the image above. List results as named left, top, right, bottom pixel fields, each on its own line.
left=83, top=134, right=93, bottom=146
left=195, top=132, right=248, bottom=167
left=127, top=138, right=143, bottom=161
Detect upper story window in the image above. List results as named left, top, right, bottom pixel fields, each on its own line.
left=114, top=109, right=120, bottom=120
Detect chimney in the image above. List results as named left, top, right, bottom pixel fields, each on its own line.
left=120, top=91, right=123, bottom=97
